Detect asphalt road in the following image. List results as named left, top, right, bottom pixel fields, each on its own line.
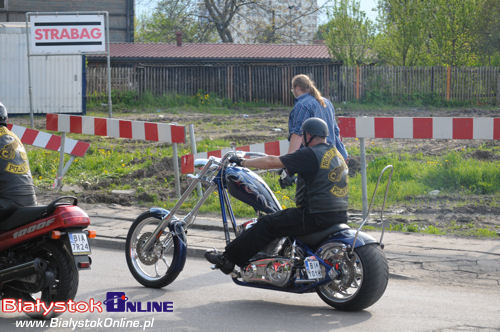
left=1, top=247, right=499, bottom=332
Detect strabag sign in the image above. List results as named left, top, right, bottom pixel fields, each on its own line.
left=29, top=14, right=106, bottom=55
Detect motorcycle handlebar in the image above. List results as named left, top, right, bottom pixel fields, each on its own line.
left=221, top=150, right=268, bottom=161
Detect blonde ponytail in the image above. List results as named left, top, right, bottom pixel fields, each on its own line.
left=292, top=74, right=326, bottom=108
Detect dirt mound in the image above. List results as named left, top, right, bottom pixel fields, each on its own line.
left=469, top=150, right=496, bottom=160
left=131, top=157, right=174, bottom=178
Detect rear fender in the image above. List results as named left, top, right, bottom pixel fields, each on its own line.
left=326, top=229, right=378, bottom=248
left=0, top=206, right=90, bottom=252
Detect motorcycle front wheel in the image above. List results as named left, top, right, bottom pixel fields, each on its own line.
left=125, top=211, right=184, bottom=288
left=316, top=242, right=388, bottom=311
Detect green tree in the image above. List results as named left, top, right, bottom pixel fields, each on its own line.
left=426, top=0, right=485, bottom=66
left=322, top=0, right=375, bottom=65
left=135, top=0, right=216, bottom=43
left=376, top=0, right=430, bottom=66
left=475, top=0, right=500, bottom=65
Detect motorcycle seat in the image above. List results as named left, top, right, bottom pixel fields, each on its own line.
left=296, top=223, right=350, bottom=247
left=0, top=205, right=50, bottom=232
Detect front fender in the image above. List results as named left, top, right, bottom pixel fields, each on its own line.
left=169, top=220, right=188, bottom=272
left=149, top=207, right=170, bottom=219
left=149, top=207, right=187, bottom=271
left=327, top=229, right=378, bottom=248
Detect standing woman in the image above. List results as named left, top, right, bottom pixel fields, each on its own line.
left=288, top=74, right=348, bottom=160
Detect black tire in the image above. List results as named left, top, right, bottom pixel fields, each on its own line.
left=316, top=243, right=388, bottom=311
left=125, top=211, right=184, bottom=288
left=17, top=241, right=79, bottom=319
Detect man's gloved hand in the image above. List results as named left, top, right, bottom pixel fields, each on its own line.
left=229, top=155, right=243, bottom=167
left=279, top=169, right=296, bottom=188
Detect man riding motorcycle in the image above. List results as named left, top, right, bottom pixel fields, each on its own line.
left=0, top=102, right=37, bottom=219
left=205, top=117, right=349, bottom=273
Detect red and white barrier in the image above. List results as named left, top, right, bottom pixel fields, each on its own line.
left=7, top=124, right=90, bottom=157
left=181, top=116, right=499, bottom=174
left=46, top=114, right=185, bottom=144
left=46, top=113, right=186, bottom=196
left=181, top=140, right=289, bottom=174
left=337, top=117, right=500, bottom=140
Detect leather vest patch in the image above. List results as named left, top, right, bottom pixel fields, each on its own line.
left=5, top=162, right=29, bottom=174
left=297, top=144, right=349, bottom=213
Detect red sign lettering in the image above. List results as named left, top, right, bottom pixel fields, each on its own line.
left=34, top=27, right=103, bottom=41
left=90, top=28, right=102, bottom=39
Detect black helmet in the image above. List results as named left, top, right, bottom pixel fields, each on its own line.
left=301, top=117, right=328, bottom=146
left=0, top=102, right=7, bottom=125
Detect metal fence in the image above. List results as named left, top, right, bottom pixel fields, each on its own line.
left=86, top=64, right=500, bottom=105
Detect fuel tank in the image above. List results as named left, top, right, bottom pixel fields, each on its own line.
left=224, top=166, right=281, bottom=214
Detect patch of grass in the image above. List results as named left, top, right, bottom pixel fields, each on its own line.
left=347, top=148, right=500, bottom=210
left=87, top=90, right=279, bottom=115
left=388, top=223, right=421, bottom=233
left=423, top=151, right=500, bottom=194
left=445, top=221, right=498, bottom=238
left=28, top=138, right=174, bottom=189
left=369, top=222, right=496, bottom=238
left=422, top=225, right=446, bottom=235
left=359, top=91, right=491, bottom=107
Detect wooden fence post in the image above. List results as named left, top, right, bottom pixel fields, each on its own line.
left=248, top=66, right=252, bottom=102
left=355, top=66, right=361, bottom=100
left=446, top=66, right=451, bottom=101
left=497, top=75, right=500, bottom=106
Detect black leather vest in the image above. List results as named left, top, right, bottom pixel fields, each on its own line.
left=295, top=143, right=348, bottom=213
left=0, top=126, right=36, bottom=206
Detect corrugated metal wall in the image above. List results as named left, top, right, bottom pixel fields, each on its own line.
left=0, top=0, right=134, bottom=42
left=0, top=24, right=82, bottom=114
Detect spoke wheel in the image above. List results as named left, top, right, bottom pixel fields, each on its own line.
left=126, top=211, right=184, bottom=288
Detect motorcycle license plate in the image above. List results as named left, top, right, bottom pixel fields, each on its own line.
left=68, top=232, right=91, bottom=255
left=304, top=257, right=323, bottom=279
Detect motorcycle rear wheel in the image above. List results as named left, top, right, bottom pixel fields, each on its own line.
left=126, top=211, right=183, bottom=288
left=316, top=242, right=388, bottom=311
left=5, top=241, right=79, bottom=319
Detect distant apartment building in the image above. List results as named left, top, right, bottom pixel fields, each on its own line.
left=198, top=0, right=318, bottom=44
left=0, top=0, right=134, bottom=42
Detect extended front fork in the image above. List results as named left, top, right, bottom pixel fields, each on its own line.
left=143, top=158, right=239, bottom=252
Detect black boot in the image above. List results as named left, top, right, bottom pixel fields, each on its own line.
left=204, top=251, right=235, bottom=274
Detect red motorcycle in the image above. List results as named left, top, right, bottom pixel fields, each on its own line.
left=0, top=196, right=94, bottom=319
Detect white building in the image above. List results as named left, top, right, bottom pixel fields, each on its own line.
left=199, top=1, right=318, bottom=44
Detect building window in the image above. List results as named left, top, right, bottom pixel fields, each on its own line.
left=0, top=0, right=7, bottom=11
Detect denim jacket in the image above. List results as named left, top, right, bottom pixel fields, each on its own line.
left=288, top=93, right=348, bottom=160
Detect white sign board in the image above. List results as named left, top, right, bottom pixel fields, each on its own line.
left=29, top=14, right=106, bottom=55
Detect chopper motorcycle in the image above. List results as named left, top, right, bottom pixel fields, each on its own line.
left=0, top=196, right=94, bottom=319
left=126, top=151, right=393, bottom=311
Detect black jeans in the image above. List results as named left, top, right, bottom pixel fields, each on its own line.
left=225, top=208, right=347, bottom=267
left=0, top=195, right=37, bottom=220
